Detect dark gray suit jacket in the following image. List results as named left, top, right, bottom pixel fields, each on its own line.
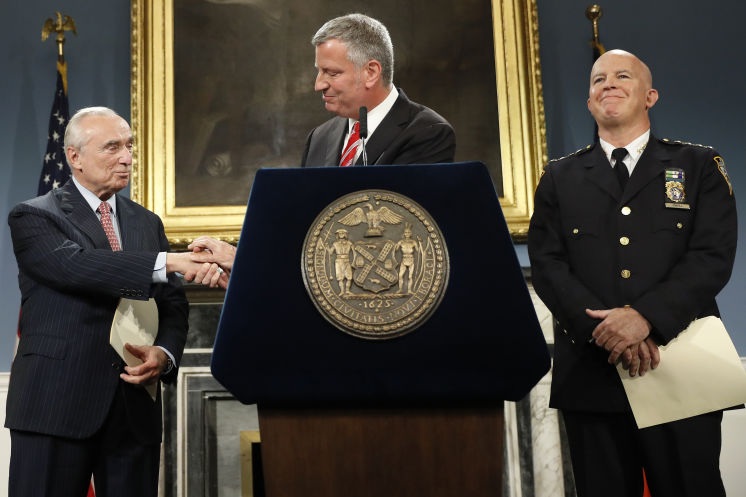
left=6, top=180, right=188, bottom=443
left=301, top=88, right=455, bottom=167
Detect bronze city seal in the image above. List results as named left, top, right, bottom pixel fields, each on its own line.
left=302, top=190, right=449, bottom=339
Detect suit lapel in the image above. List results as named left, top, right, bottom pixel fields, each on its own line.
left=59, top=181, right=111, bottom=249
left=583, top=144, right=622, bottom=201
left=323, top=118, right=347, bottom=166
left=116, top=196, right=141, bottom=250
left=362, top=90, right=410, bottom=166
left=622, top=137, right=668, bottom=203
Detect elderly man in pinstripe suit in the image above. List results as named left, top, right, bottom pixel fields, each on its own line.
left=6, top=107, right=220, bottom=497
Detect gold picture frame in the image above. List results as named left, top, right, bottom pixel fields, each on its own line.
left=130, top=0, right=546, bottom=246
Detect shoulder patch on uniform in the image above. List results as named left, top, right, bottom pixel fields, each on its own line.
left=659, top=138, right=713, bottom=150
left=714, top=156, right=733, bottom=196
left=548, top=144, right=593, bottom=163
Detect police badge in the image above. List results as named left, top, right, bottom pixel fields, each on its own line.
left=664, top=168, right=689, bottom=209
left=301, top=190, right=450, bottom=339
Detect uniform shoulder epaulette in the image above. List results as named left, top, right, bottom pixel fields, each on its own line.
left=659, top=138, right=713, bottom=150
left=547, top=144, right=593, bottom=164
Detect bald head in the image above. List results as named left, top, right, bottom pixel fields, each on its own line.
left=587, top=49, right=659, bottom=144
left=591, top=49, right=653, bottom=90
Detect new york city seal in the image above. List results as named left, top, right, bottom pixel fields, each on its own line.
left=301, top=190, right=449, bottom=339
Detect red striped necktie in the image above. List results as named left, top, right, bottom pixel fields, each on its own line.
left=98, top=201, right=122, bottom=251
left=339, top=121, right=360, bottom=167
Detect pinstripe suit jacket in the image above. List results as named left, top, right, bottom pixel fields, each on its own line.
left=5, top=180, right=188, bottom=443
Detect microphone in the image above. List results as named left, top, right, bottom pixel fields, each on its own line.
left=358, top=106, right=368, bottom=166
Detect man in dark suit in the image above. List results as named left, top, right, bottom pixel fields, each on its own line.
left=302, top=13, right=455, bottom=167
left=528, top=50, right=736, bottom=497
left=186, top=15, right=457, bottom=280
left=6, top=107, right=217, bottom=496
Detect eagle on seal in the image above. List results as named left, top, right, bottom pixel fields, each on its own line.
left=338, top=203, right=403, bottom=237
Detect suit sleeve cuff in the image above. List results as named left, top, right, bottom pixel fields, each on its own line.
left=152, top=252, right=168, bottom=283
left=158, top=346, right=176, bottom=374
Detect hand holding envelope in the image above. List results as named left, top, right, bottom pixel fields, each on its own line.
left=110, top=298, right=160, bottom=401
left=618, top=316, right=746, bottom=428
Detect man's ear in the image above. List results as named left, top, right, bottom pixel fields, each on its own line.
left=363, top=60, right=382, bottom=89
left=645, top=88, right=659, bottom=110
left=66, top=146, right=82, bottom=174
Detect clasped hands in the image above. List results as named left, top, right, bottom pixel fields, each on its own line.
left=586, top=307, right=661, bottom=377
left=166, top=236, right=236, bottom=289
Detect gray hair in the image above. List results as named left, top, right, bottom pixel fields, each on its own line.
left=64, top=106, right=122, bottom=151
left=312, top=13, right=394, bottom=87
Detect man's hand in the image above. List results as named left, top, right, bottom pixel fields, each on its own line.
left=619, top=337, right=660, bottom=377
left=188, top=236, right=237, bottom=272
left=166, top=252, right=228, bottom=287
left=587, top=307, right=652, bottom=364
left=120, top=343, right=168, bottom=386
left=190, top=260, right=229, bottom=289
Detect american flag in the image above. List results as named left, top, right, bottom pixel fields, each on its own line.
left=38, top=62, right=71, bottom=195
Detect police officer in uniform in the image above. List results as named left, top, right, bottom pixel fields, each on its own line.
left=528, top=49, right=737, bottom=497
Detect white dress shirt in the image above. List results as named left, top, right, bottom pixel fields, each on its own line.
left=342, top=86, right=400, bottom=164
left=599, top=129, right=650, bottom=176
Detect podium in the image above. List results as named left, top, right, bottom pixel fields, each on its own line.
left=211, top=162, right=549, bottom=496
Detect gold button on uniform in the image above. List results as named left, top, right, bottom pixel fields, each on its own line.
left=621, top=269, right=631, bottom=279
left=619, top=236, right=630, bottom=246
left=677, top=222, right=683, bottom=229
left=621, top=206, right=631, bottom=215
left=572, top=228, right=579, bottom=234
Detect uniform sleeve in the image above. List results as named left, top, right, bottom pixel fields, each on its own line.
left=528, top=165, right=607, bottom=344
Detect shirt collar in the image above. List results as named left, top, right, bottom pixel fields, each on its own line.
left=347, top=86, right=400, bottom=137
left=599, top=129, right=650, bottom=166
left=72, top=175, right=117, bottom=216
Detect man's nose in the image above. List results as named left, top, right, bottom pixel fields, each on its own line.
left=315, top=72, right=328, bottom=91
left=120, top=147, right=133, bottom=165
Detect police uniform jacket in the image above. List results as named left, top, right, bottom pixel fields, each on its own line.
left=528, top=136, right=737, bottom=412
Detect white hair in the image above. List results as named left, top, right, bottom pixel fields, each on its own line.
left=64, top=106, right=123, bottom=151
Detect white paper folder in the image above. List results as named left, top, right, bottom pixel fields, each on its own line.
left=618, top=316, right=746, bottom=429
left=110, top=298, right=159, bottom=402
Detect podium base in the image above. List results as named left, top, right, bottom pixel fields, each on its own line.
left=258, top=406, right=504, bottom=497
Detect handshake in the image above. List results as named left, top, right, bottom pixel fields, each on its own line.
left=166, top=236, right=236, bottom=289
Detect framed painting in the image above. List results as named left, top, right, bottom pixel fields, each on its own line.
left=131, top=0, right=546, bottom=246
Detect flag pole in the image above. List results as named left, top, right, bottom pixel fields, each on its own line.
left=41, top=11, right=77, bottom=95
left=585, top=4, right=606, bottom=57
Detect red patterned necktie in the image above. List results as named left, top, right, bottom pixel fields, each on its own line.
left=98, top=201, right=122, bottom=251
left=339, top=121, right=360, bottom=167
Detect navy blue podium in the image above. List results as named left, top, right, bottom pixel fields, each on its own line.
left=211, top=162, right=549, bottom=497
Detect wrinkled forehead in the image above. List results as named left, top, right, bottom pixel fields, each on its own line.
left=591, top=53, right=634, bottom=76
left=81, top=115, right=131, bottom=142
left=590, top=51, right=652, bottom=86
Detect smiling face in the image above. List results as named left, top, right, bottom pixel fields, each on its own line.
left=587, top=50, right=658, bottom=134
left=314, top=38, right=369, bottom=119
left=66, top=114, right=133, bottom=200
